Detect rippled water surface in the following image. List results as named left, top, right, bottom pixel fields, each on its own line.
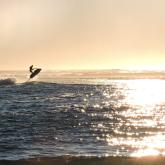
left=0, top=73, right=165, bottom=160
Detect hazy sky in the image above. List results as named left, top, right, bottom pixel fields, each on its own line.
left=0, top=0, right=165, bottom=70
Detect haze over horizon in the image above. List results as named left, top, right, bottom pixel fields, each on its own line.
left=0, top=0, right=165, bottom=70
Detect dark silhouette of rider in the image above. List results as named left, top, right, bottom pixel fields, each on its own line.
left=29, top=65, right=34, bottom=73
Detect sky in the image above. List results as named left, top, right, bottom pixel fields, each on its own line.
left=0, top=0, right=165, bottom=70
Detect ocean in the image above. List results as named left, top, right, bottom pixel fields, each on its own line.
left=0, top=71, right=165, bottom=164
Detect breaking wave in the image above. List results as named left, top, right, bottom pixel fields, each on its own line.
left=0, top=78, right=16, bottom=85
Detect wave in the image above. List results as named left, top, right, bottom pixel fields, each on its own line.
left=0, top=78, right=16, bottom=85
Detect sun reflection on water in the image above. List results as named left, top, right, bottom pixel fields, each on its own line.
left=91, top=79, right=165, bottom=157
left=124, top=79, right=165, bottom=105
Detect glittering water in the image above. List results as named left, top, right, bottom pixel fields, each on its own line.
left=0, top=72, right=165, bottom=160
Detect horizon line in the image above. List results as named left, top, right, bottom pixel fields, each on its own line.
left=0, top=69, right=164, bottom=72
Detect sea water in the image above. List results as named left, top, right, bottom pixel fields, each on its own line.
left=0, top=71, right=165, bottom=160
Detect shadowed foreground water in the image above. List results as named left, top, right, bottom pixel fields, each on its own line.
left=1, top=156, right=165, bottom=165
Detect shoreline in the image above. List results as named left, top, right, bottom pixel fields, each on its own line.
left=1, top=156, right=165, bottom=165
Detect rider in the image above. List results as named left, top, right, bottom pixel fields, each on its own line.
left=29, top=65, right=41, bottom=73
left=29, top=65, right=35, bottom=73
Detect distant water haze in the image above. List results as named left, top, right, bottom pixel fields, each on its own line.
left=0, top=70, right=165, bottom=83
